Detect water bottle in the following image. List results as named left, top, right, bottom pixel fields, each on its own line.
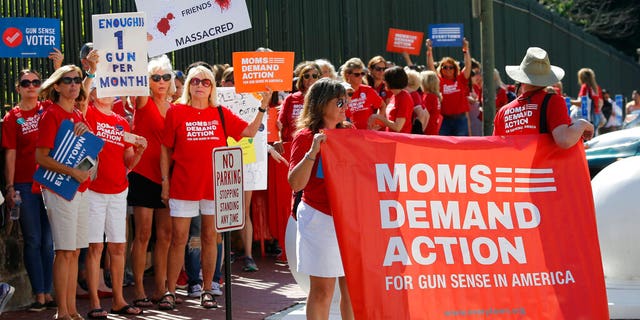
left=10, top=190, right=21, bottom=220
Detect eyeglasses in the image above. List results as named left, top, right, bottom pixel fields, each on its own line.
left=302, top=73, right=319, bottom=80
left=441, top=65, right=456, bottom=70
left=348, top=71, right=365, bottom=77
left=59, top=77, right=83, bottom=85
left=151, top=73, right=172, bottom=82
left=190, top=77, right=212, bottom=87
left=336, top=98, right=346, bottom=109
left=372, top=65, right=387, bottom=72
left=19, top=79, right=42, bottom=88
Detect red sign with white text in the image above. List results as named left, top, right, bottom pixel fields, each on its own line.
left=321, top=130, right=608, bottom=320
left=386, top=28, right=424, bottom=55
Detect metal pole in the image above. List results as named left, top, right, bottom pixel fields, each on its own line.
left=224, top=232, right=232, bottom=320
left=481, top=0, right=496, bottom=136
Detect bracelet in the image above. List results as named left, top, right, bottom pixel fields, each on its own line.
left=85, top=71, right=95, bottom=79
left=5, top=184, right=13, bottom=191
left=304, top=153, right=316, bottom=162
left=258, top=107, right=267, bottom=113
left=462, top=49, right=468, bottom=53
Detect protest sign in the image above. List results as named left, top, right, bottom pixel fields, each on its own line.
left=386, top=28, right=424, bottom=55
left=429, top=23, right=464, bottom=47
left=135, top=0, right=251, bottom=56
left=33, top=120, right=105, bottom=201
left=232, top=51, right=295, bottom=93
left=92, top=12, right=149, bottom=98
left=321, top=130, right=608, bottom=319
left=216, top=87, right=268, bottom=190
left=0, top=18, right=60, bottom=58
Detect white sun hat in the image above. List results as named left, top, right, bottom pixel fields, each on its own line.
left=505, top=47, right=565, bottom=87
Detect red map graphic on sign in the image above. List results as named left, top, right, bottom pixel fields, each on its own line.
left=156, top=13, right=175, bottom=36
left=215, top=0, right=231, bottom=11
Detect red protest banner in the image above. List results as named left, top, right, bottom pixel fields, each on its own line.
left=386, top=28, right=424, bottom=55
left=321, top=130, right=608, bottom=320
left=232, top=51, right=294, bottom=93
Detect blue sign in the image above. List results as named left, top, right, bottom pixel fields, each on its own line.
left=33, top=120, right=104, bottom=200
left=0, top=18, right=60, bottom=58
left=429, top=23, right=464, bottom=47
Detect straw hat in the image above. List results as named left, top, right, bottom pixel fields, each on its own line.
left=505, top=47, right=564, bottom=87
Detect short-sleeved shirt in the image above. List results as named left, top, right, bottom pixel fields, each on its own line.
left=373, top=82, right=393, bottom=104
left=386, top=90, right=414, bottom=134
left=439, top=73, right=470, bottom=115
left=346, top=85, right=383, bottom=129
left=37, top=102, right=91, bottom=192
left=85, top=104, right=131, bottom=194
left=422, top=92, right=442, bottom=135
left=131, top=98, right=169, bottom=184
left=579, top=84, right=603, bottom=113
left=493, top=89, right=571, bottom=136
left=278, top=91, right=305, bottom=142
left=162, top=104, right=248, bottom=200
left=2, top=103, right=44, bottom=183
left=289, top=128, right=331, bottom=215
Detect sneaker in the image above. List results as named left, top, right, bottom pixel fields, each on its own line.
left=176, top=269, right=188, bottom=290
left=188, top=283, right=203, bottom=298
left=243, top=257, right=259, bottom=272
left=210, top=282, right=223, bottom=296
left=28, top=301, right=46, bottom=312
left=0, top=283, right=15, bottom=315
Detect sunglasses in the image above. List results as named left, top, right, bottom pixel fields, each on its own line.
left=20, top=79, right=42, bottom=88
left=336, top=98, right=346, bottom=109
left=151, top=73, right=172, bottom=82
left=372, top=65, right=387, bottom=72
left=441, top=65, right=456, bottom=70
left=190, top=77, right=212, bottom=87
left=59, top=76, right=83, bottom=85
left=302, top=73, right=319, bottom=80
left=348, top=71, right=365, bottom=77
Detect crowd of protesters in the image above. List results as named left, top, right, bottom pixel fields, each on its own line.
left=1, top=35, right=629, bottom=319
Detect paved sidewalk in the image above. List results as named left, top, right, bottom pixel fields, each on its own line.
left=3, top=256, right=306, bottom=320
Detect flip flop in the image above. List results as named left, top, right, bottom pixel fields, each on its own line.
left=110, top=304, right=143, bottom=315
left=86, top=308, right=107, bottom=320
left=133, top=297, right=154, bottom=308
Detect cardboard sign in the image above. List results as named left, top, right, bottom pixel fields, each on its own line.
left=33, top=120, right=105, bottom=200
left=213, top=146, right=244, bottom=232
left=232, top=51, right=295, bottom=93
left=216, top=87, right=268, bottom=190
left=386, top=28, right=424, bottom=55
left=0, top=18, right=60, bottom=58
left=429, top=23, right=464, bottom=47
left=321, top=130, right=608, bottom=319
left=135, top=0, right=252, bottom=56
left=92, top=12, right=149, bottom=98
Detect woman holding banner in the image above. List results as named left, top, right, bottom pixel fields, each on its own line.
left=160, top=65, right=270, bottom=310
left=35, top=64, right=92, bottom=320
left=128, top=55, right=176, bottom=308
left=288, top=78, right=354, bottom=319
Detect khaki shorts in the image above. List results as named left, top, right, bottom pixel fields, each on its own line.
left=43, top=189, right=89, bottom=250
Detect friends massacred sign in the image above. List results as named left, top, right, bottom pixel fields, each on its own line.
left=321, top=130, right=608, bottom=319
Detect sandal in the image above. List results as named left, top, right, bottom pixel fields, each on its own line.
left=110, top=304, right=143, bottom=315
left=157, top=292, right=176, bottom=310
left=200, top=291, right=218, bottom=309
left=71, top=314, right=84, bottom=320
left=133, top=297, right=154, bottom=308
left=86, top=308, right=107, bottom=320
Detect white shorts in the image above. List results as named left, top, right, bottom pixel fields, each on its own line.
left=43, top=189, right=89, bottom=250
left=296, top=201, right=344, bottom=277
left=169, top=199, right=215, bottom=218
left=85, top=189, right=128, bottom=243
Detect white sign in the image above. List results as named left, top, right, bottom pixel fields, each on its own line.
left=214, top=146, right=244, bottom=232
left=135, top=0, right=252, bottom=56
left=92, top=12, right=149, bottom=98
left=216, top=87, right=268, bottom=190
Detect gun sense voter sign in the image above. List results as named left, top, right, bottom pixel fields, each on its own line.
left=0, top=18, right=60, bottom=58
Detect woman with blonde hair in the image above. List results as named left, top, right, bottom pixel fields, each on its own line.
left=404, top=68, right=429, bottom=133
left=420, top=70, right=443, bottom=135
left=571, top=68, right=604, bottom=128
left=339, top=57, right=385, bottom=129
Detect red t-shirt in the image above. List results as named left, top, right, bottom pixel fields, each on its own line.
left=112, top=98, right=133, bottom=119
left=2, top=103, right=43, bottom=183
left=386, top=90, right=414, bottom=134
left=289, top=128, right=331, bottom=215
left=496, top=87, right=509, bottom=110
left=85, top=104, right=131, bottom=194
left=373, top=82, right=393, bottom=104
left=131, top=98, right=169, bottom=184
left=439, top=73, right=470, bottom=115
left=422, top=92, right=442, bottom=135
left=409, top=90, right=424, bottom=123
left=278, top=91, right=305, bottom=142
left=493, top=90, right=571, bottom=136
left=37, top=102, right=90, bottom=192
left=346, top=85, right=383, bottom=129
left=162, top=104, right=248, bottom=200
left=578, top=84, right=603, bottom=113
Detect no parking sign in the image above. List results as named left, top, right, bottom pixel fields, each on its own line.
left=214, top=146, right=245, bottom=232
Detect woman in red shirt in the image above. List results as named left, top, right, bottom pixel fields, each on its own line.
left=370, top=67, right=414, bottom=134
left=278, top=62, right=320, bottom=142
left=365, top=55, right=393, bottom=105
left=420, top=70, right=443, bottom=135
left=339, top=57, right=385, bottom=130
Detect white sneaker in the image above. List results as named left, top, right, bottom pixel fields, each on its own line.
left=0, top=283, right=15, bottom=315
left=211, top=282, right=223, bottom=296
left=188, top=283, right=203, bottom=298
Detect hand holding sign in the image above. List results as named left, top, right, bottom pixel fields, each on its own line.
left=48, top=48, right=64, bottom=70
